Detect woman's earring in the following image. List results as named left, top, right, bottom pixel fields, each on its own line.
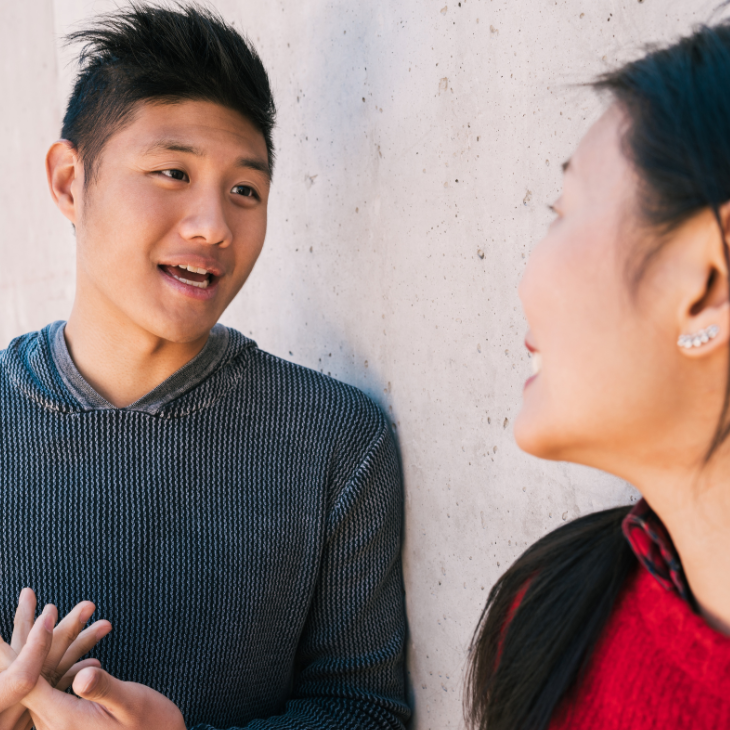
left=677, top=324, right=720, bottom=349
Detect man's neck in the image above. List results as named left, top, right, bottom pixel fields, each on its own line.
left=64, top=302, right=210, bottom=409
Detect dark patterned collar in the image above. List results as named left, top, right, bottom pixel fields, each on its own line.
left=622, top=498, right=692, bottom=604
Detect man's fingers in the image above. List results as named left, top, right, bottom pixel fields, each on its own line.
left=21, top=675, right=80, bottom=723
left=0, top=606, right=55, bottom=710
left=0, top=638, right=16, bottom=673
left=10, top=589, right=37, bottom=655
left=1, top=589, right=38, bottom=674
left=10, top=714, right=33, bottom=730
left=0, top=701, right=34, bottom=730
left=72, top=667, right=130, bottom=717
left=42, top=601, right=95, bottom=677
left=72, top=667, right=113, bottom=700
left=55, top=658, right=101, bottom=692
left=52, top=620, right=111, bottom=684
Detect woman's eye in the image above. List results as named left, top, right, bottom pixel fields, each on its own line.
left=160, top=169, right=188, bottom=181
left=232, top=185, right=257, bottom=199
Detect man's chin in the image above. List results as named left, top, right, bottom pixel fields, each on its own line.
left=137, top=313, right=219, bottom=347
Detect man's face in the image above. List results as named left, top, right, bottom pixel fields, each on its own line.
left=69, top=99, right=271, bottom=343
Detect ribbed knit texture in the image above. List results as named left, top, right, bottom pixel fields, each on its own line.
left=551, top=566, right=730, bottom=729
left=0, top=324, right=410, bottom=730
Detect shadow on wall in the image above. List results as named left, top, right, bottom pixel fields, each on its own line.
left=299, top=4, right=423, bottom=721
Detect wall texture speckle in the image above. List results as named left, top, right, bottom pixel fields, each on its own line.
left=1, top=1, right=718, bottom=727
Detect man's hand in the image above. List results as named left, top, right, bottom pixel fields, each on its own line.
left=0, top=599, right=55, bottom=717
left=0, top=588, right=112, bottom=730
left=23, top=667, right=186, bottom=730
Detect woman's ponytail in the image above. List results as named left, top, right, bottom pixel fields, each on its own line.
left=465, top=506, right=636, bottom=730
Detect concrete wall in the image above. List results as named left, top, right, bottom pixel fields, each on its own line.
left=0, top=1, right=717, bottom=727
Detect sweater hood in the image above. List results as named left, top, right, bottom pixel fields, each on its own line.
left=0, top=322, right=257, bottom=417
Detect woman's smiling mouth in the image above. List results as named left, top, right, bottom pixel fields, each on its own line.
left=524, top=335, right=542, bottom=387
left=530, top=352, right=543, bottom=376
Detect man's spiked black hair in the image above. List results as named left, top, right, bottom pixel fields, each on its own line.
left=61, top=3, right=276, bottom=183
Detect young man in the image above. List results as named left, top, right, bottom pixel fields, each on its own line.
left=0, top=5, right=409, bottom=729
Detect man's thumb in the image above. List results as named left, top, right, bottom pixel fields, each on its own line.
left=72, top=667, right=122, bottom=707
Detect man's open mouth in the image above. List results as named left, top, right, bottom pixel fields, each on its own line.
left=159, top=264, right=216, bottom=290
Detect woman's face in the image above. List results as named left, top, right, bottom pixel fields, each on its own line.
left=515, top=104, right=728, bottom=477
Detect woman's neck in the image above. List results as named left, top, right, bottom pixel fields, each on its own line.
left=640, top=460, right=730, bottom=636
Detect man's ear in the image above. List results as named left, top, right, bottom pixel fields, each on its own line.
left=677, top=202, right=730, bottom=360
left=46, top=140, right=83, bottom=225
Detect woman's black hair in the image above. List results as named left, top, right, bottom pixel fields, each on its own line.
left=466, top=508, right=635, bottom=730
left=467, top=18, right=730, bottom=730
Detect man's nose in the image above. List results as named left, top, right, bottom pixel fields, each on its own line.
left=178, top=189, right=233, bottom=247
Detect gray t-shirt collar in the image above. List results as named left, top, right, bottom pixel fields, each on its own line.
left=49, top=321, right=230, bottom=414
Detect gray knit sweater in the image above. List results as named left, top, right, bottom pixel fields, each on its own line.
left=0, top=322, right=409, bottom=730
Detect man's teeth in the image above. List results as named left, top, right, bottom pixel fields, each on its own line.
left=530, top=352, right=543, bottom=376
left=170, top=264, right=211, bottom=289
left=172, top=276, right=209, bottom=289
left=180, top=264, right=209, bottom=275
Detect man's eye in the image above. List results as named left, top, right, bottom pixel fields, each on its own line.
left=231, top=185, right=257, bottom=199
left=160, top=169, right=188, bottom=181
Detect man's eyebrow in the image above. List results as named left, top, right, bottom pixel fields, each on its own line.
left=144, top=140, right=204, bottom=156
left=143, top=140, right=271, bottom=179
left=562, top=158, right=572, bottom=173
left=235, top=157, right=272, bottom=178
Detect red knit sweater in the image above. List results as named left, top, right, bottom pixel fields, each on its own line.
left=550, top=565, right=730, bottom=729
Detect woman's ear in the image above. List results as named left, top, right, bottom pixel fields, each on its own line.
left=677, top=203, right=730, bottom=360
left=46, top=140, right=83, bottom=225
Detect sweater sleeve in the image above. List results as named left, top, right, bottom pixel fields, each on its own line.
left=190, top=417, right=410, bottom=730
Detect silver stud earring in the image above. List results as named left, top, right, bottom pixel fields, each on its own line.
left=677, top=324, right=720, bottom=350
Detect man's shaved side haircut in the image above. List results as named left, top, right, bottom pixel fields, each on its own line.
left=61, top=2, right=276, bottom=184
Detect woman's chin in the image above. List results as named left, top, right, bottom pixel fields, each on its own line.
left=514, top=408, right=567, bottom=461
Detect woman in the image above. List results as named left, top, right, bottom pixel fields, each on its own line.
left=467, top=21, right=730, bottom=730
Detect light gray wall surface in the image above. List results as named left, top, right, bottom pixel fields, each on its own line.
left=0, top=1, right=718, bottom=727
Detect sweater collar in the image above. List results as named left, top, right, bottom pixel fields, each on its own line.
left=48, top=320, right=231, bottom=415
left=622, top=498, right=692, bottom=604
left=1, top=321, right=255, bottom=416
